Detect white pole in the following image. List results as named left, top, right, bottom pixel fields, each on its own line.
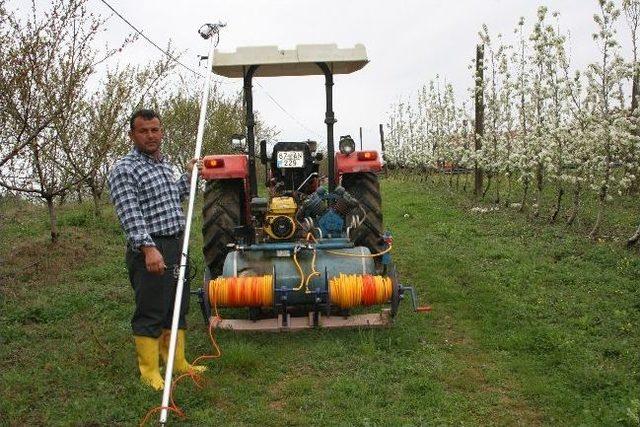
left=159, top=23, right=223, bottom=425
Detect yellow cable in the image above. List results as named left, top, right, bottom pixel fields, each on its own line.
left=292, top=250, right=306, bottom=291
left=303, top=249, right=321, bottom=293
left=326, top=244, right=392, bottom=258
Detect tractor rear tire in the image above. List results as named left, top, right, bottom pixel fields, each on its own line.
left=341, top=172, right=385, bottom=256
left=202, top=179, right=245, bottom=277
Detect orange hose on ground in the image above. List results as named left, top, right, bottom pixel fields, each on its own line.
left=140, top=279, right=230, bottom=426
left=139, top=317, right=222, bottom=426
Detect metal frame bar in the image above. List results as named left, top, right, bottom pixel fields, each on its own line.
left=316, top=62, right=336, bottom=191
left=242, top=62, right=336, bottom=194
left=211, top=309, right=392, bottom=332
left=243, top=65, right=260, bottom=198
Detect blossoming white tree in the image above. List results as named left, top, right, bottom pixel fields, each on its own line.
left=386, top=0, right=640, bottom=242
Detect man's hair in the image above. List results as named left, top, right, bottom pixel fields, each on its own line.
left=129, top=109, right=161, bottom=131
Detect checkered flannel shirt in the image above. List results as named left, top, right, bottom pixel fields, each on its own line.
left=108, top=147, right=189, bottom=250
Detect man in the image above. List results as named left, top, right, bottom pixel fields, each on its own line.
left=108, top=109, right=205, bottom=391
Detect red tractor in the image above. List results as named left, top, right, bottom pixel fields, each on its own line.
left=197, top=44, right=427, bottom=331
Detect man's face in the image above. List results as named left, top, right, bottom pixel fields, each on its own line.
left=129, top=117, right=163, bottom=155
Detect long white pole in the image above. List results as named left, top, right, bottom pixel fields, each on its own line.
left=159, top=25, right=220, bottom=425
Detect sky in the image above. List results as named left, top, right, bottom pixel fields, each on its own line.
left=67, top=0, right=636, bottom=151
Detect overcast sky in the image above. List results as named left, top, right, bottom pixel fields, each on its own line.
left=84, top=0, right=634, bottom=150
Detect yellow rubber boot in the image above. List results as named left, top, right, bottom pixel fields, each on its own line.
left=133, top=336, right=164, bottom=390
left=160, top=329, right=207, bottom=374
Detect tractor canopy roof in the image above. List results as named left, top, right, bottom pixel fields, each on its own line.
left=211, top=44, right=368, bottom=78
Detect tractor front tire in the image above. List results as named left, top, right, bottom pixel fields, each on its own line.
left=202, top=179, right=244, bottom=277
left=341, top=172, right=385, bottom=256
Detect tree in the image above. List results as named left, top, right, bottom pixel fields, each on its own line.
left=478, top=26, right=509, bottom=202
left=528, top=6, right=557, bottom=218
left=159, top=80, right=277, bottom=176
left=623, top=0, right=640, bottom=248
left=0, top=0, right=71, bottom=168
left=512, top=16, right=534, bottom=212
left=624, top=0, right=640, bottom=114
left=586, top=0, right=628, bottom=239
left=0, top=0, right=126, bottom=242
left=544, top=12, right=572, bottom=223
left=623, top=0, right=640, bottom=196
left=60, top=68, right=137, bottom=215
left=59, top=55, right=177, bottom=216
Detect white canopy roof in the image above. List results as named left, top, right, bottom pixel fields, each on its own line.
left=212, top=44, right=368, bottom=78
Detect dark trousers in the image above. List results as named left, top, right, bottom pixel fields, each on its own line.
left=125, top=236, right=190, bottom=337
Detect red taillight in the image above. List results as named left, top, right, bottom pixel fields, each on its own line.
left=357, top=151, right=377, bottom=161
left=204, top=158, right=225, bottom=168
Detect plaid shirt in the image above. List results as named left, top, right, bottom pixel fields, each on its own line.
left=108, top=147, right=189, bottom=250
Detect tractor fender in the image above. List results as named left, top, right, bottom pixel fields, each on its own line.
left=201, top=154, right=249, bottom=180
left=334, top=151, right=382, bottom=182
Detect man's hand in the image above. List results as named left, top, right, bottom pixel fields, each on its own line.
left=186, top=158, right=203, bottom=174
left=141, top=246, right=166, bottom=275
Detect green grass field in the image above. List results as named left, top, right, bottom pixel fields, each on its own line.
left=1, top=177, right=639, bottom=426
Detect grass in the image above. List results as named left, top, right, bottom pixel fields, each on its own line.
left=1, top=177, right=639, bottom=426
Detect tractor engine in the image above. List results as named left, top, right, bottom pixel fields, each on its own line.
left=297, top=186, right=362, bottom=239
left=264, top=197, right=297, bottom=240
left=251, top=186, right=362, bottom=242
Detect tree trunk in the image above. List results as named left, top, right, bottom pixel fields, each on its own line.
left=550, top=186, right=564, bottom=223
left=589, top=186, right=607, bottom=240
left=504, top=174, right=512, bottom=207
left=533, top=163, right=543, bottom=218
left=46, top=196, right=59, bottom=243
left=482, top=174, right=492, bottom=199
left=379, top=124, right=386, bottom=177
left=590, top=135, right=612, bottom=239
left=519, top=178, right=529, bottom=213
left=627, top=223, right=640, bottom=248
left=494, top=174, right=501, bottom=205
left=90, top=185, right=102, bottom=217
left=629, top=66, right=640, bottom=195
left=632, top=64, right=639, bottom=114
left=92, top=193, right=101, bottom=217
left=628, top=172, right=640, bottom=195
left=474, top=44, right=485, bottom=197
left=566, top=183, right=581, bottom=226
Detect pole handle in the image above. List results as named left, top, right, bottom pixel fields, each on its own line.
left=159, top=26, right=219, bottom=425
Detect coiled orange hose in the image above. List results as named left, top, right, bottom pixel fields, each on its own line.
left=329, top=274, right=393, bottom=309
left=208, top=275, right=274, bottom=307
left=209, top=274, right=392, bottom=310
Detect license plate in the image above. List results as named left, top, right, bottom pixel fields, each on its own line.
left=276, top=151, right=304, bottom=168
